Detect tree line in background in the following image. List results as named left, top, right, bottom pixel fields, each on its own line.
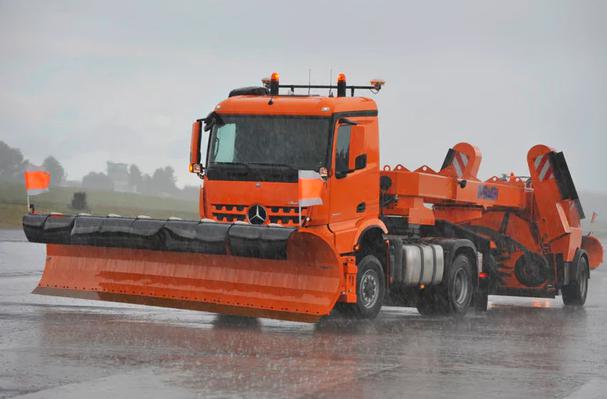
left=0, top=140, right=65, bottom=185
left=81, top=164, right=183, bottom=196
left=0, top=140, right=197, bottom=200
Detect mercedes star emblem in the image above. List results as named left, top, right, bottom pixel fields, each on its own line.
left=247, top=204, right=267, bottom=224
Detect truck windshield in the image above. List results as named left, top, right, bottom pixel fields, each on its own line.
left=207, top=116, right=331, bottom=171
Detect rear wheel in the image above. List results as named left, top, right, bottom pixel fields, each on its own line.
left=417, top=254, right=475, bottom=316
left=562, top=256, right=589, bottom=306
left=474, top=290, right=489, bottom=312
left=339, top=255, right=385, bottom=319
left=416, top=287, right=439, bottom=315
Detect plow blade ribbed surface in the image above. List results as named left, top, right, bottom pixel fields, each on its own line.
left=25, top=214, right=343, bottom=322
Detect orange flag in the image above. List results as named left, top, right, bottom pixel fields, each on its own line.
left=24, top=171, right=51, bottom=195
left=298, top=170, right=323, bottom=207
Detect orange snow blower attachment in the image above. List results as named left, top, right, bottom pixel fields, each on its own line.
left=527, top=145, right=603, bottom=269
left=24, top=214, right=343, bottom=322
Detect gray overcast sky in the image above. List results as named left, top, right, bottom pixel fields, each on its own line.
left=1, top=0, right=606, bottom=192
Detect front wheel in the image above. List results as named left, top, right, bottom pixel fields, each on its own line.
left=339, top=255, right=385, bottom=319
left=562, top=256, right=589, bottom=306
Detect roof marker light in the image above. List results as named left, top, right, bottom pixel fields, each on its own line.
left=370, top=79, right=385, bottom=90
left=337, top=72, right=346, bottom=97
left=269, top=71, right=280, bottom=95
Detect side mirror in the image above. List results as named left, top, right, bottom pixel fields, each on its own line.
left=348, top=125, right=366, bottom=170
left=189, top=120, right=203, bottom=174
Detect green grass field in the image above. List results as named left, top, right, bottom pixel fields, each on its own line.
left=0, top=181, right=199, bottom=228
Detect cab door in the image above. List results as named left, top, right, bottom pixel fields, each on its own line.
left=328, top=118, right=379, bottom=251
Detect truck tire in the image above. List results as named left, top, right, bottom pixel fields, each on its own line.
left=416, top=287, right=439, bottom=315
left=418, top=254, right=475, bottom=316
left=445, top=254, right=475, bottom=314
left=340, top=255, right=385, bottom=319
left=562, top=256, right=589, bottom=306
left=473, top=291, right=489, bottom=312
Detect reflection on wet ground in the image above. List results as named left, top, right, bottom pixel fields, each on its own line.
left=1, top=233, right=606, bottom=398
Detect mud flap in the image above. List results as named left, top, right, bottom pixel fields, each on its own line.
left=25, top=214, right=343, bottom=322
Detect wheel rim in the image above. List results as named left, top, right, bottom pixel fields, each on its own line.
left=453, top=268, right=470, bottom=307
left=360, top=270, right=380, bottom=309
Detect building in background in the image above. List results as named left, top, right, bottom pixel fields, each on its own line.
left=106, top=162, right=131, bottom=192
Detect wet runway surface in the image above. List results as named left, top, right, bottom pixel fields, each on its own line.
left=1, top=229, right=606, bottom=398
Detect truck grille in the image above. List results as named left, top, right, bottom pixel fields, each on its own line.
left=211, top=204, right=304, bottom=226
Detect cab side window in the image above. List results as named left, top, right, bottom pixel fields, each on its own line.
left=335, top=125, right=351, bottom=177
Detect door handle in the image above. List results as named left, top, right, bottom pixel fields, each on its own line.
left=356, top=202, right=366, bottom=213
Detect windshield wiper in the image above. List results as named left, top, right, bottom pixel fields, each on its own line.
left=210, top=162, right=255, bottom=176
left=248, top=162, right=298, bottom=172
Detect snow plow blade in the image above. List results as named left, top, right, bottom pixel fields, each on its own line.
left=23, top=214, right=343, bottom=322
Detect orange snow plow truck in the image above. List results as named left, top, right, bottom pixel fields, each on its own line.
left=23, top=73, right=604, bottom=322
